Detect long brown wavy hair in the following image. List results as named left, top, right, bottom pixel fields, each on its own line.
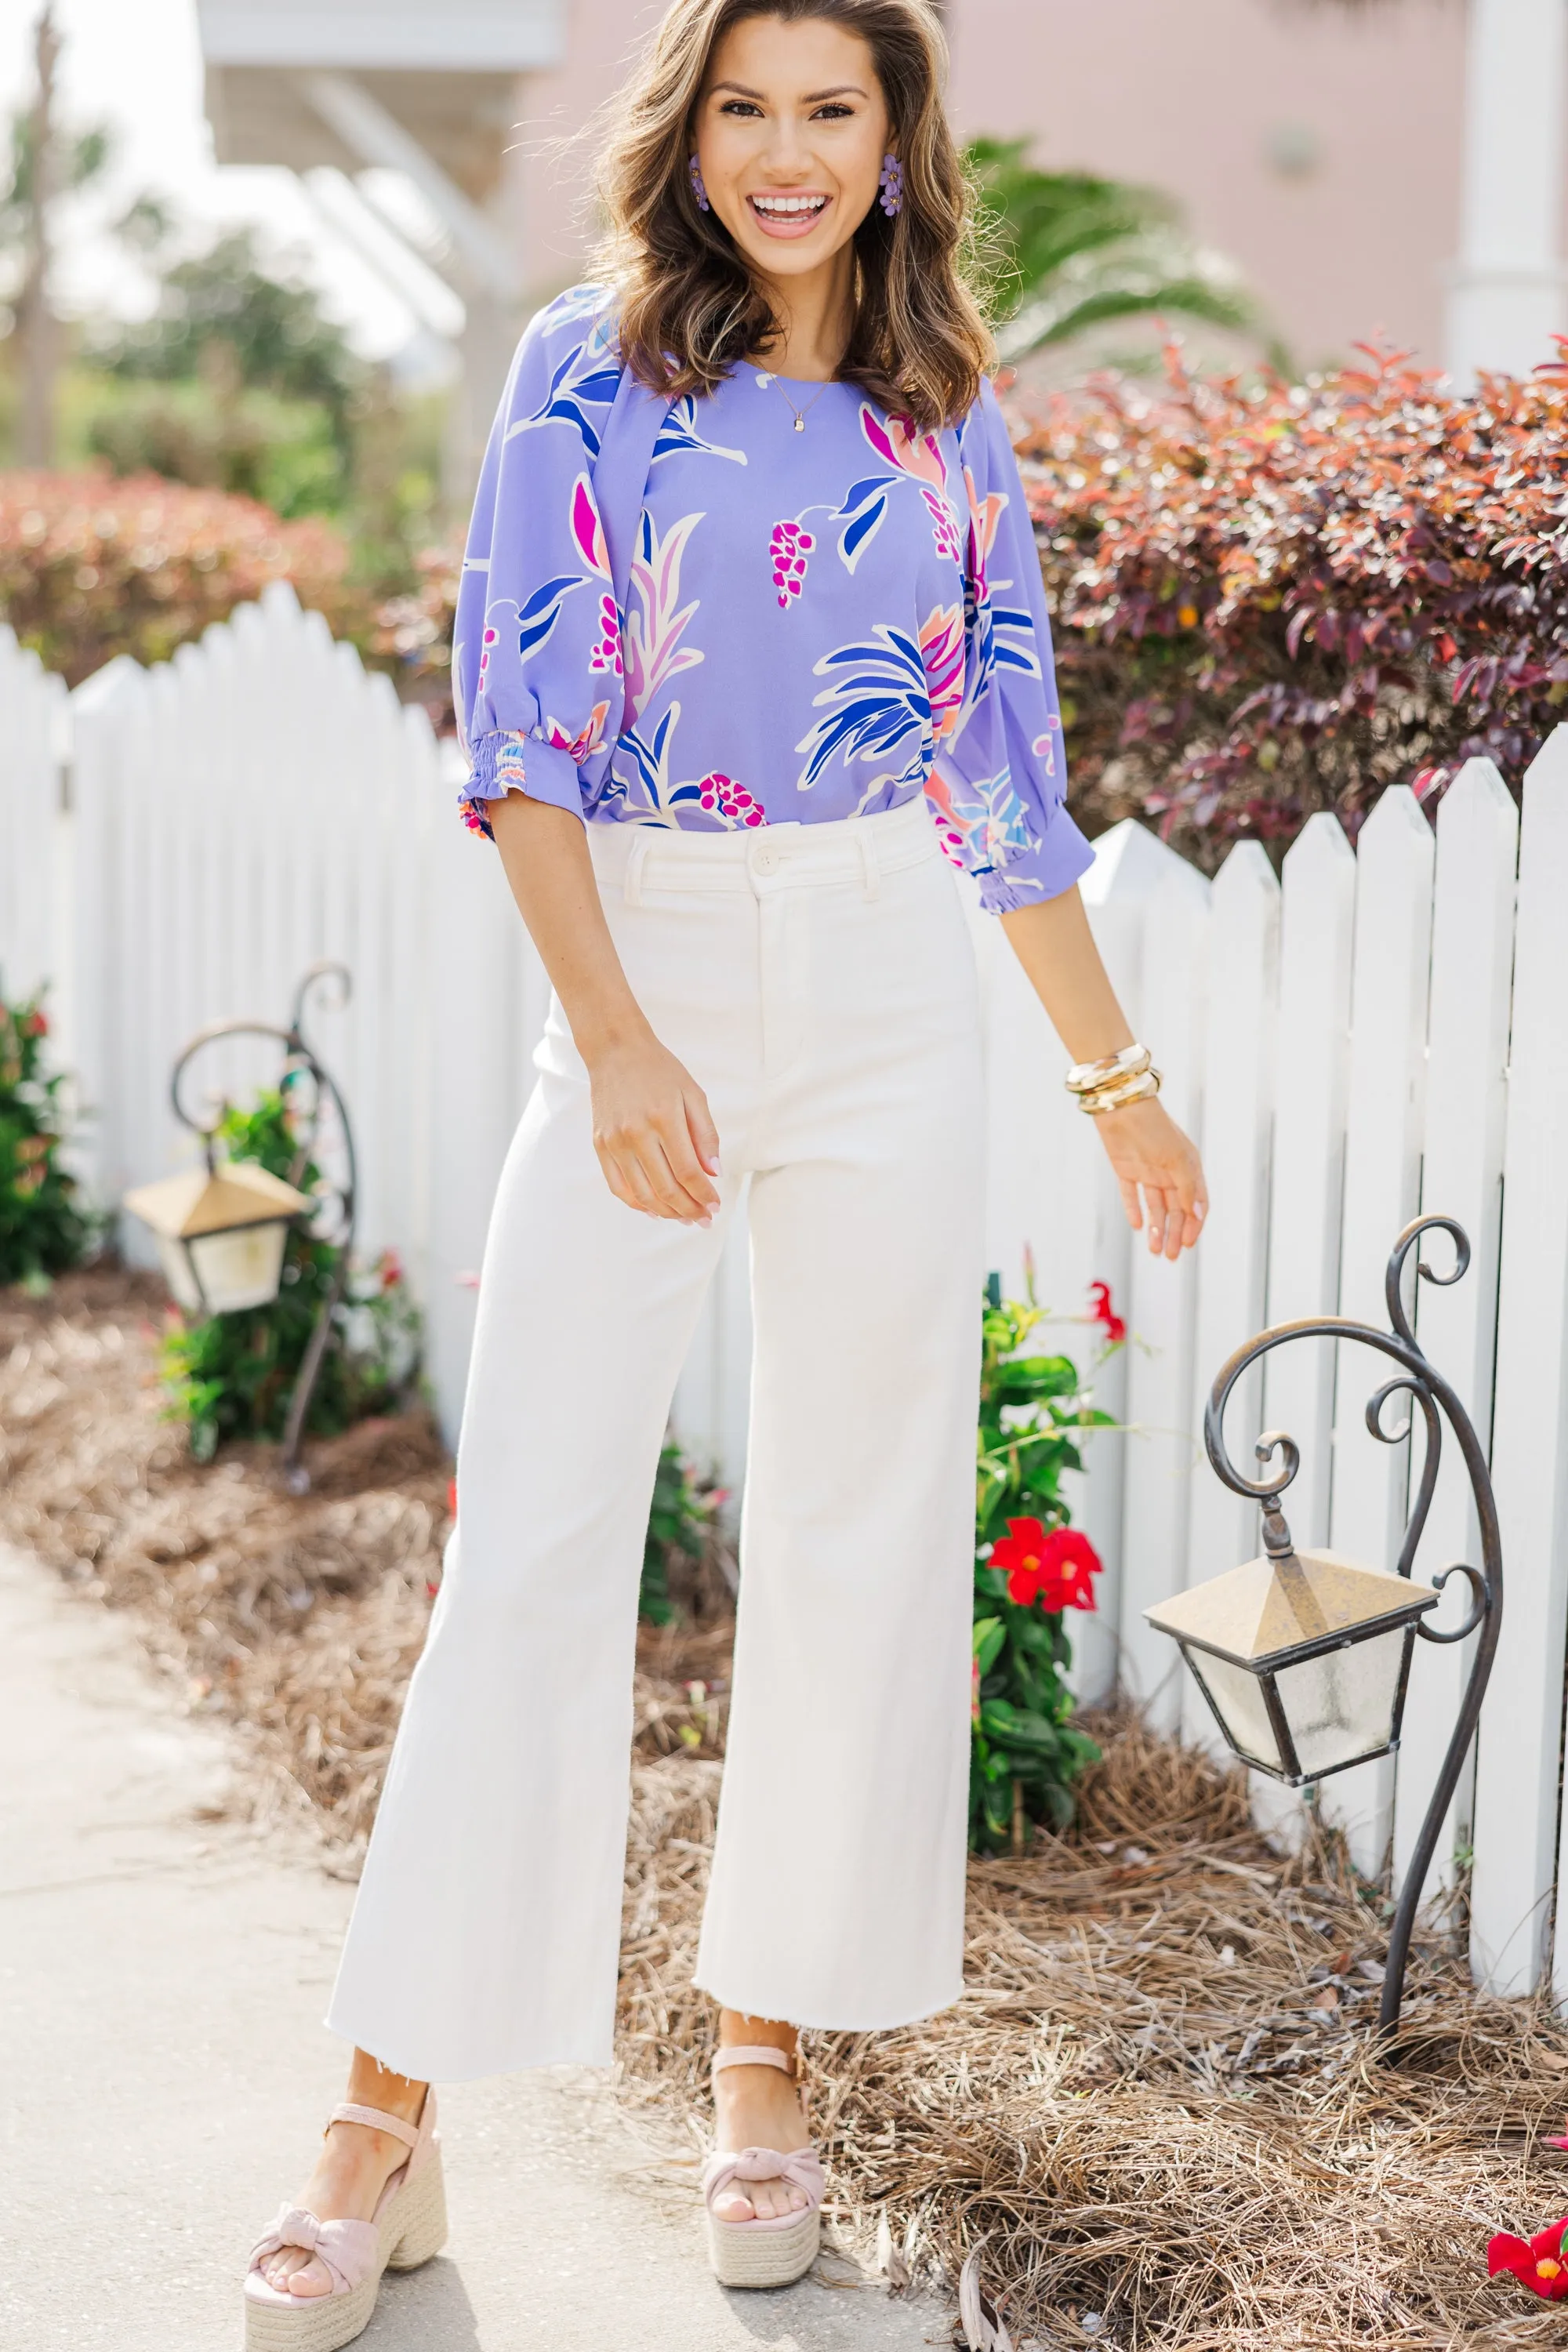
left=593, top=0, right=994, bottom=432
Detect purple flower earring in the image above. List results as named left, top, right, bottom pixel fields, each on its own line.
left=689, top=154, right=710, bottom=212
left=878, top=152, right=902, bottom=217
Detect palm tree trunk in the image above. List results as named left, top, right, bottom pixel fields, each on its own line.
left=17, top=6, right=61, bottom=470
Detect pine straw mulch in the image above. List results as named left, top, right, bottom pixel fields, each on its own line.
left=7, top=1272, right=1568, bottom=2347
left=0, top=1269, right=730, bottom=1857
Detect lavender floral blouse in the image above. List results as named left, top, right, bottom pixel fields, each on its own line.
left=454, top=286, right=1093, bottom=913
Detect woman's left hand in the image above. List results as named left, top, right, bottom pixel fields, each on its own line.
left=1091, top=1095, right=1207, bottom=1260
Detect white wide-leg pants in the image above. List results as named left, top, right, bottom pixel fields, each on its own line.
left=328, top=798, right=985, bottom=2082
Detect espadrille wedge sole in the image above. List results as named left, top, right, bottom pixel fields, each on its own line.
left=702, top=2045, right=825, bottom=2291
left=244, top=2093, right=445, bottom=2352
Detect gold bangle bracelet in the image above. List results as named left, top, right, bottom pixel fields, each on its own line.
left=1079, top=1067, right=1163, bottom=1115
left=1065, top=1043, right=1152, bottom=1096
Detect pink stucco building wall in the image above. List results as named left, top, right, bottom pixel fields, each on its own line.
left=515, top=0, right=1471, bottom=369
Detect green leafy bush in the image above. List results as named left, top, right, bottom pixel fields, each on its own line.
left=0, top=987, right=91, bottom=1286
left=970, top=1284, right=1114, bottom=1853
left=641, top=1439, right=724, bottom=1624
left=157, top=1085, right=420, bottom=1462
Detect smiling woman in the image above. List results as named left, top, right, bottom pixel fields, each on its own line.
left=239, top=4, right=1206, bottom=2343
left=600, top=0, right=991, bottom=427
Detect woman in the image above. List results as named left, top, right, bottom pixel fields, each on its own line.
left=244, top=0, right=1205, bottom=2339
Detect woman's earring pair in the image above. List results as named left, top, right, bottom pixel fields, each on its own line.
left=689, top=154, right=710, bottom=212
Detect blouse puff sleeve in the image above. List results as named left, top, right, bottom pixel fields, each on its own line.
left=453, top=289, right=628, bottom=838
left=928, top=376, right=1095, bottom=914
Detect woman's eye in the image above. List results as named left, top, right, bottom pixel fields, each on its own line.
left=719, top=99, right=763, bottom=117
left=812, top=103, right=855, bottom=120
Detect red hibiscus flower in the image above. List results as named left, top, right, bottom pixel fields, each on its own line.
left=1490, top=2219, right=1568, bottom=2299
left=24, top=1008, right=48, bottom=1038
left=989, top=1519, right=1102, bottom=1613
left=1087, top=1279, right=1126, bottom=1346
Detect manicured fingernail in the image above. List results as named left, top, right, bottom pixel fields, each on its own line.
left=703, top=1156, right=721, bottom=1175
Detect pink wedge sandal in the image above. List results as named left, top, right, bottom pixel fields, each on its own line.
left=701, top=2045, right=825, bottom=2288
left=243, top=2092, right=447, bottom=2351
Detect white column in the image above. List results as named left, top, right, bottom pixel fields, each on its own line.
left=1446, top=0, right=1568, bottom=380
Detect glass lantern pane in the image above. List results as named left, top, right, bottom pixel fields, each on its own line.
left=186, top=1221, right=289, bottom=1315
left=1273, top=1625, right=1410, bottom=1780
left=154, top=1232, right=205, bottom=1318
left=1187, top=1650, right=1285, bottom=1773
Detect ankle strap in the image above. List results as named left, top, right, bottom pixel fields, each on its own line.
left=712, top=2044, right=797, bottom=2081
left=328, top=2101, right=421, bottom=2150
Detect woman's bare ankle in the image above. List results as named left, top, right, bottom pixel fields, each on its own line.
left=345, top=2046, right=427, bottom=2122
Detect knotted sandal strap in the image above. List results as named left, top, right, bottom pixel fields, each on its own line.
left=327, top=2100, right=422, bottom=2150
left=712, top=2044, right=798, bottom=2081
left=247, top=2204, right=379, bottom=2296
left=702, top=2143, right=826, bottom=2230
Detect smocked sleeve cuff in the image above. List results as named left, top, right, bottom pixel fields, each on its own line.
left=975, top=804, right=1096, bottom=915
left=458, top=730, right=587, bottom=839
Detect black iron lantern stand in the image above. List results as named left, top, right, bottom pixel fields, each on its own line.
left=1166, top=1217, right=1502, bottom=2034
left=161, top=963, right=357, bottom=1494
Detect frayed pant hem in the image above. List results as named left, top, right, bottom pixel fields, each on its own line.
left=689, top=1973, right=967, bottom=2035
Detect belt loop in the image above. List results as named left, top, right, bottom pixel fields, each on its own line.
left=624, top=829, right=652, bottom=907
left=856, top=824, right=880, bottom=902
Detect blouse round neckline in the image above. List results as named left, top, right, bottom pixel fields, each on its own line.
left=746, top=364, right=851, bottom=392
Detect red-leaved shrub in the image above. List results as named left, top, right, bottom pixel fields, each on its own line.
left=0, top=469, right=359, bottom=684
left=1015, top=339, right=1568, bottom=862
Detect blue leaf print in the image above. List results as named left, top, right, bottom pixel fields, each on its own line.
left=506, top=346, right=622, bottom=459
left=515, top=573, right=583, bottom=659
left=840, top=496, right=887, bottom=568
left=794, top=624, right=932, bottom=789
left=652, top=397, right=747, bottom=466
left=834, top=477, right=889, bottom=575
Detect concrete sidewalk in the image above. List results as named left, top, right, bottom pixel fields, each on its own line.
left=0, top=1547, right=946, bottom=2351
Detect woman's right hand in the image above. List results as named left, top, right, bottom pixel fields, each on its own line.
left=586, top=1029, right=722, bottom=1225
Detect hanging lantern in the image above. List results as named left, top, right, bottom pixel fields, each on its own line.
left=123, top=1158, right=311, bottom=1317
left=1145, top=1504, right=1441, bottom=1787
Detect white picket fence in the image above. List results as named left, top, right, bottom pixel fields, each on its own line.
left=4, top=588, right=1568, bottom=2007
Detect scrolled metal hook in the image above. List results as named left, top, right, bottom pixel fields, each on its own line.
left=1416, top=1560, right=1489, bottom=1646
left=289, top=960, right=352, bottom=1051
left=1365, top=1374, right=1443, bottom=1577
left=1385, top=1214, right=1471, bottom=1351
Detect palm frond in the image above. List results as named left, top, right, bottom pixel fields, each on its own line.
left=967, top=136, right=1260, bottom=361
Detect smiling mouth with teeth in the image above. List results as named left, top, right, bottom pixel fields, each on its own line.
left=749, top=192, right=830, bottom=223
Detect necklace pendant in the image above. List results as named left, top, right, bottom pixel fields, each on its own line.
left=793, top=416, right=804, bottom=431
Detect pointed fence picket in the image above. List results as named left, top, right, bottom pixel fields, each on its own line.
left=19, top=606, right=1568, bottom=2004
left=1181, top=844, right=1279, bottom=1753
left=0, top=630, right=67, bottom=1014
left=1119, top=859, right=1210, bottom=1730
left=1322, top=788, right=1435, bottom=1872
left=1393, top=763, right=1516, bottom=1911
left=1472, top=729, right=1568, bottom=1996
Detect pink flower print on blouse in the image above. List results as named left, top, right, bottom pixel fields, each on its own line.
left=922, top=769, right=971, bottom=869
left=859, top=406, right=948, bottom=491
left=590, top=593, right=622, bottom=675
left=544, top=702, right=612, bottom=764
left=920, top=603, right=966, bottom=743
left=696, top=773, right=768, bottom=827
left=923, top=487, right=963, bottom=567
left=477, top=624, right=498, bottom=691
left=769, top=518, right=815, bottom=608
left=570, top=474, right=612, bottom=579
left=964, top=463, right=1007, bottom=603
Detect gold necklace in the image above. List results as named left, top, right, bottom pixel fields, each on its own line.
left=773, top=376, right=834, bottom=433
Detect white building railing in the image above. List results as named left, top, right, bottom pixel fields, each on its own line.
left=5, top=589, right=1568, bottom=2005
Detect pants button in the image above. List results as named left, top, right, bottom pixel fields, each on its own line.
left=751, top=840, right=779, bottom=875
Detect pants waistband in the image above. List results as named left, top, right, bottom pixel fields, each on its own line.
left=587, top=796, right=938, bottom=904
